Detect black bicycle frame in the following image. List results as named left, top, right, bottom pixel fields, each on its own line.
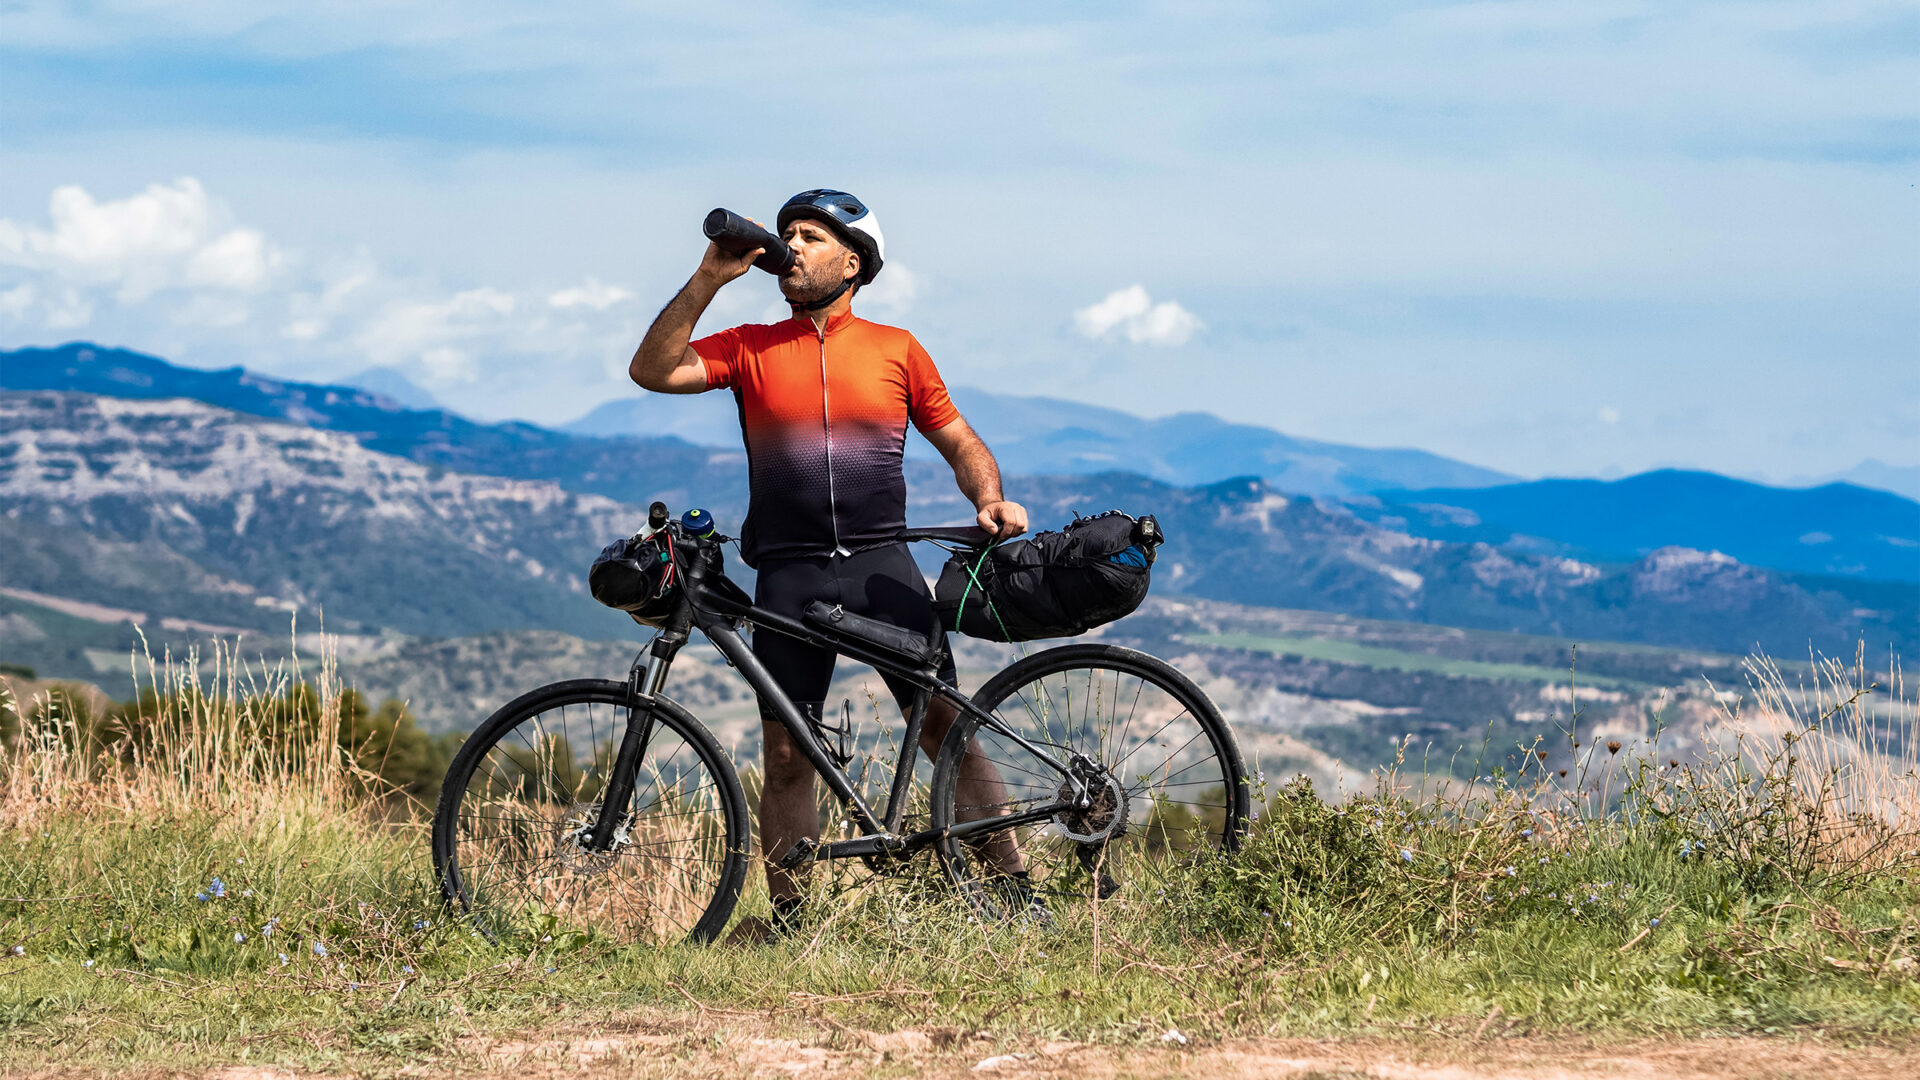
left=591, top=529, right=1083, bottom=865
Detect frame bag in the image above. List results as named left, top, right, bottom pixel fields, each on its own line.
left=934, top=511, right=1164, bottom=642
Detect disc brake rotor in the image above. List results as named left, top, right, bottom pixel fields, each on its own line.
left=1053, top=763, right=1129, bottom=844
left=554, top=802, right=629, bottom=876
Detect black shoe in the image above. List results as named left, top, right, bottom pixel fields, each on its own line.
left=995, top=870, right=1054, bottom=928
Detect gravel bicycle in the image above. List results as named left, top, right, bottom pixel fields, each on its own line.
left=431, top=507, right=1249, bottom=944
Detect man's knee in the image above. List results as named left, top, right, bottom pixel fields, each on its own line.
left=761, top=710, right=817, bottom=784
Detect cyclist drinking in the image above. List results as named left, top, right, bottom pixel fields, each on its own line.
left=629, top=189, right=1029, bottom=936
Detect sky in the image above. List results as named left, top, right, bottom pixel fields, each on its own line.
left=1, top=1, right=1915, bottom=484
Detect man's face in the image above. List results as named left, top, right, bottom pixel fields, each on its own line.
left=778, top=218, right=859, bottom=304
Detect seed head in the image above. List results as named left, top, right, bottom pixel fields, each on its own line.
left=1607, top=741, right=1622, bottom=755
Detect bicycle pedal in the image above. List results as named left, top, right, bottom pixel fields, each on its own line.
left=777, top=837, right=820, bottom=870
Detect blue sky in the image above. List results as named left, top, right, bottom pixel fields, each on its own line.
left=1, top=1, right=1914, bottom=483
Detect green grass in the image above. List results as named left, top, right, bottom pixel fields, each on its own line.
left=4, top=645, right=1919, bottom=1073
left=1188, top=632, right=1647, bottom=689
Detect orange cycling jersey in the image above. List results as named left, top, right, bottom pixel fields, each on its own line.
left=692, top=309, right=959, bottom=566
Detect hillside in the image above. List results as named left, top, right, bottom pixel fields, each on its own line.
left=0, top=392, right=641, bottom=640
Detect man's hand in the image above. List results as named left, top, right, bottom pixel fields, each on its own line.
left=695, top=217, right=773, bottom=287
left=976, top=500, right=1028, bottom=538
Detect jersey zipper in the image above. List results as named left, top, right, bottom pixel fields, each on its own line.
left=817, top=324, right=850, bottom=557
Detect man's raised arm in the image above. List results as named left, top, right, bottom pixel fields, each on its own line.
left=630, top=241, right=761, bottom=394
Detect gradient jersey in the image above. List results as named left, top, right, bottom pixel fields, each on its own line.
left=692, top=310, right=959, bottom=566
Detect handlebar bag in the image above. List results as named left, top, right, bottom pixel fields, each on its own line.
left=589, top=530, right=680, bottom=626
left=933, top=511, right=1163, bottom=642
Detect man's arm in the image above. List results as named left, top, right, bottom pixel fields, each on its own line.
left=630, top=241, right=761, bottom=394
left=922, top=418, right=1029, bottom=537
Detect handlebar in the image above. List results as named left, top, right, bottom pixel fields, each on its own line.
left=702, top=209, right=796, bottom=276
left=648, top=505, right=998, bottom=551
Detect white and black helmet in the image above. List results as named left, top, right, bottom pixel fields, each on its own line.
left=778, top=189, right=885, bottom=285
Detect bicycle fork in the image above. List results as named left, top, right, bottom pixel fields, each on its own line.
left=585, top=637, right=677, bottom=852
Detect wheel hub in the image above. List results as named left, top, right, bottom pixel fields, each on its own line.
left=555, top=802, right=629, bottom=876
left=1054, top=761, right=1128, bottom=844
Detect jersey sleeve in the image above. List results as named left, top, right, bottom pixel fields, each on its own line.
left=689, top=326, right=746, bottom=391
left=905, top=335, right=960, bottom=434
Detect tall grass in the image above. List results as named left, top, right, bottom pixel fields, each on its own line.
left=2, top=640, right=1918, bottom=1068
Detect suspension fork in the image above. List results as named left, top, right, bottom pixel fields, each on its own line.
left=587, top=630, right=681, bottom=852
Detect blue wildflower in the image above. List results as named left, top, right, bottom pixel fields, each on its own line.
left=1650, top=917, right=1661, bottom=927
left=1520, top=828, right=1534, bottom=838
left=233, top=932, right=246, bottom=944
left=311, top=941, right=327, bottom=957
left=1400, top=848, right=1415, bottom=863
left=209, top=878, right=226, bottom=899
left=413, top=919, right=431, bottom=931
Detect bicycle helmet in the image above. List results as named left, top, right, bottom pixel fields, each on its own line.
left=777, top=189, right=885, bottom=286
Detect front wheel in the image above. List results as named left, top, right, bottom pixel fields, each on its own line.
left=928, top=644, right=1249, bottom=919
left=431, top=680, right=751, bottom=945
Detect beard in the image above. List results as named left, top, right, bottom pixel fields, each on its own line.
left=779, top=262, right=853, bottom=306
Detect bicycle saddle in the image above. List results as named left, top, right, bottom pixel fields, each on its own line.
left=900, top=524, right=994, bottom=545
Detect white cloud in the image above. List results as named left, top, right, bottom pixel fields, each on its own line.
left=548, top=277, right=633, bottom=311
left=357, top=286, right=521, bottom=384
left=1072, top=285, right=1201, bottom=347
left=0, top=179, right=281, bottom=304
left=1598, top=406, right=1621, bottom=425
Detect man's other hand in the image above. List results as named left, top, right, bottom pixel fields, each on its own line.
left=976, top=500, right=1028, bottom=538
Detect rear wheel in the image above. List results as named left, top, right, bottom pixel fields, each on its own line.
left=432, top=680, right=750, bottom=945
left=928, top=645, right=1248, bottom=919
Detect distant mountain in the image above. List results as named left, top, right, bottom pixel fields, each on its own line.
left=339, top=366, right=439, bottom=410
left=1812, top=460, right=1920, bottom=503
left=0, top=391, right=640, bottom=640
left=0, top=342, right=751, bottom=512
left=562, top=384, right=1516, bottom=495
left=2, top=388, right=1908, bottom=662
left=1356, top=470, right=1920, bottom=584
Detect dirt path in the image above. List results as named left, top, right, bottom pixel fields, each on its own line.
left=96, top=1011, right=1913, bottom=1080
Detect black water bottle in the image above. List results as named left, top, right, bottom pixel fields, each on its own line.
left=702, top=209, right=795, bottom=275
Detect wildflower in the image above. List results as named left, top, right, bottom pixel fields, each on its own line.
left=278, top=953, right=289, bottom=966
left=209, top=878, right=226, bottom=899
left=1520, top=828, right=1533, bottom=838
left=347, top=982, right=358, bottom=991
left=1161, top=1029, right=1188, bottom=1046
left=1650, top=917, right=1661, bottom=927
left=402, top=965, right=415, bottom=975
left=1503, top=866, right=1517, bottom=877
left=261, top=918, right=279, bottom=937
left=9, top=945, right=23, bottom=957
left=194, top=892, right=210, bottom=902
left=545, top=966, right=557, bottom=974
left=312, top=942, right=328, bottom=958
left=1587, top=893, right=1599, bottom=904
left=234, top=932, right=246, bottom=944
left=1538, top=857, right=1548, bottom=865
left=413, top=919, right=431, bottom=931
left=82, top=959, right=95, bottom=968
left=539, top=934, right=552, bottom=944
left=235, top=857, right=245, bottom=864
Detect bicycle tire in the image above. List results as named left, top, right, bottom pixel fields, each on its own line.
left=432, top=679, right=751, bottom=945
left=928, top=644, right=1249, bottom=918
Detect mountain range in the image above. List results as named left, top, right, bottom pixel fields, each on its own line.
left=6, top=342, right=1913, bottom=587
left=1, top=382, right=1909, bottom=663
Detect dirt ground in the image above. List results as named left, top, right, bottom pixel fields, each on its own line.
left=16, top=1010, right=1912, bottom=1080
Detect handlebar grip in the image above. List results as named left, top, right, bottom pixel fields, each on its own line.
left=703, top=208, right=795, bottom=275
left=648, top=501, right=669, bottom=530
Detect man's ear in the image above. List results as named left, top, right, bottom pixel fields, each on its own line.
left=844, top=249, right=862, bottom=284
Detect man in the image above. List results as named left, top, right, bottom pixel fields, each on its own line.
left=629, top=189, right=1028, bottom=935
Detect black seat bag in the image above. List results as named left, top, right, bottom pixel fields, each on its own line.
left=934, top=511, right=1162, bottom=642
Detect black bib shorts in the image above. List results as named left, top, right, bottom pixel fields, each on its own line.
left=751, top=543, right=959, bottom=724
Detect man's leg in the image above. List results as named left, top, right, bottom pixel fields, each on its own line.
left=749, top=558, right=837, bottom=908
left=918, top=695, right=1024, bottom=875
left=856, top=545, right=1024, bottom=875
